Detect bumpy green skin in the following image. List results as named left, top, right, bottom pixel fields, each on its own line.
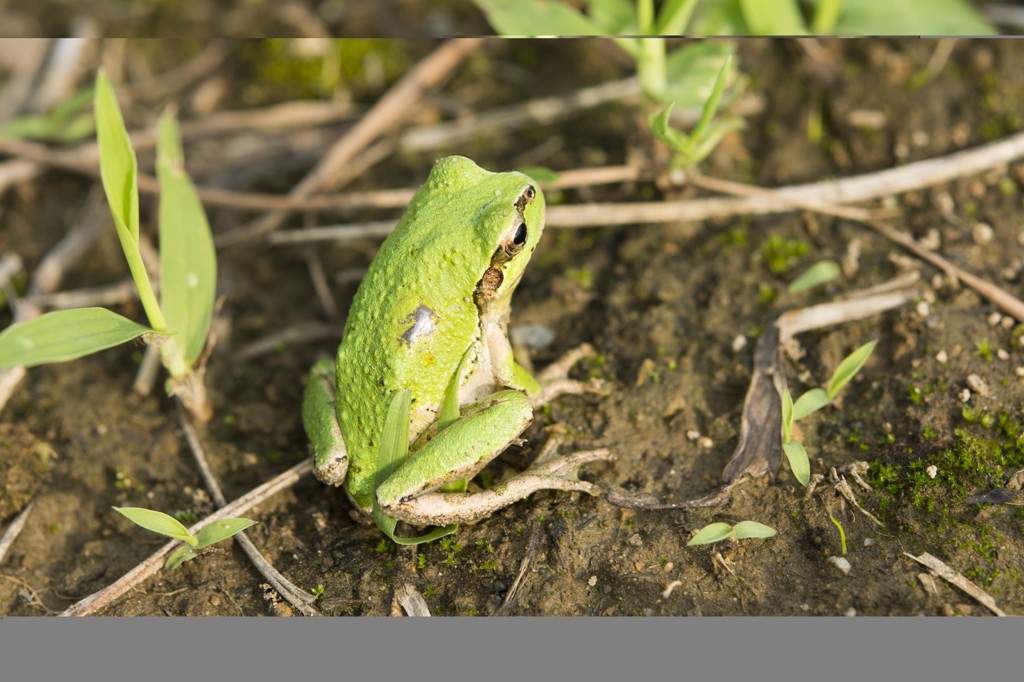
left=334, top=156, right=545, bottom=510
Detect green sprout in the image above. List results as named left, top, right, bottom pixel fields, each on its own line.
left=113, top=507, right=256, bottom=571
left=787, top=260, right=840, bottom=294
left=828, top=514, right=848, bottom=556
left=687, top=520, right=776, bottom=546
left=0, top=70, right=217, bottom=421
left=782, top=340, right=877, bottom=485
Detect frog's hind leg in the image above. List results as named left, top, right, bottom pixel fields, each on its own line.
left=302, top=358, right=349, bottom=486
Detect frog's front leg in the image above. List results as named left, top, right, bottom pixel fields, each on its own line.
left=486, top=321, right=606, bottom=408
left=376, top=389, right=613, bottom=526
left=302, top=358, right=349, bottom=486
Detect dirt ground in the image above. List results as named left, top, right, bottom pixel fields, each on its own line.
left=3, top=38, right=1024, bottom=616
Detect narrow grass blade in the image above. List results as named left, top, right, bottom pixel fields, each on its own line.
left=781, top=386, right=794, bottom=442
left=0, top=308, right=152, bottom=369
left=663, top=42, right=736, bottom=110
left=811, top=0, right=843, bottom=33
left=156, top=109, right=217, bottom=371
left=94, top=71, right=139, bottom=243
left=94, top=70, right=165, bottom=331
left=792, top=388, right=830, bottom=421
left=195, top=518, right=258, bottom=549
left=649, top=103, right=690, bottom=154
left=732, top=521, right=777, bottom=539
left=373, top=389, right=458, bottom=545
left=687, top=522, right=734, bottom=546
left=114, top=507, right=197, bottom=547
left=782, top=440, right=810, bottom=486
left=655, top=0, right=700, bottom=34
left=827, top=340, right=877, bottom=400
left=788, top=260, right=840, bottom=293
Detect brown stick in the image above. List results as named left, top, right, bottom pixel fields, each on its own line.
left=216, top=38, right=483, bottom=247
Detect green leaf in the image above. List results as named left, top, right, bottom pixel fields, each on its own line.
left=585, top=0, right=636, bottom=33
left=792, top=388, right=830, bottom=421
left=516, top=166, right=561, bottom=185
left=788, top=260, right=840, bottom=293
left=827, top=340, right=877, bottom=400
left=731, top=520, right=777, bottom=539
left=0, top=308, right=152, bottom=370
left=688, top=54, right=732, bottom=145
left=814, top=0, right=994, bottom=35
left=649, top=103, right=691, bottom=154
left=165, top=545, right=197, bottom=571
left=688, top=0, right=748, bottom=35
left=739, top=0, right=807, bottom=34
left=94, top=70, right=166, bottom=332
left=114, top=507, right=197, bottom=547
left=687, top=522, right=734, bottom=546
left=663, top=41, right=736, bottom=110
left=781, top=386, right=794, bottom=442
left=156, top=109, right=217, bottom=371
left=782, top=440, right=810, bottom=486
left=195, top=518, right=258, bottom=549
left=472, top=0, right=608, bottom=36
left=94, top=70, right=139, bottom=244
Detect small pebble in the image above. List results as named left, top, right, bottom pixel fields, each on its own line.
left=828, top=556, right=852, bottom=576
left=697, top=436, right=714, bottom=449
left=959, top=388, right=972, bottom=403
left=863, top=538, right=875, bottom=547
left=731, top=334, right=747, bottom=353
left=998, top=348, right=1010, bottom=361
left=916, top=301, right=930, bottom=317
left=973, top=223, right=994, bottom=245
left=1016, top=366, right=1024, bottom=377
left=663, top=562, right=674, bottom=573
left=588, top=575, right=598, bottom=587
left=628, top=534, right=643, bottom=547
left=1002, top=316, right=1016, bottom=330
left=927, top=465, right=938, bottom=479
left=844, top=607, right=857, bottom=617
left=935, top=350, right=948, bottom=364
left=966, top=374, right=989, bottom=396
left=210, top=595, right=221, bottom=607
left=96, top=424, right=109, bottom=436
left=686, top=430, right=701, bottom=442
left=988, top=312, right=1003, bottom=327
left=911, top=130, right=929, bottom=147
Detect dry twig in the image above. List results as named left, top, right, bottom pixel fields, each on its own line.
left=904, top=552, right=1007, bottom=617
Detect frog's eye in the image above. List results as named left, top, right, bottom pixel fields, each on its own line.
left=495, top=217, right=528, bottom=263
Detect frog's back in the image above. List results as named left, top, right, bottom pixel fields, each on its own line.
left=336, top=156, right=524, bottom=507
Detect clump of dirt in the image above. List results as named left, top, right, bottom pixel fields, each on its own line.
left=0, top=422, right=53, bottom=518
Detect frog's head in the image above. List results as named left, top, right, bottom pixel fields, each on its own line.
left=459, top=161, right=545, bottom=316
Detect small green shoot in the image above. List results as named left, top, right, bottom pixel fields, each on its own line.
left=0, top=86, right=95, bottom=143
left=787, top=260, right=840, bottom=294
left=0, top=70, right=217, bottom=421
left=828, top=514, right=848, bottom=556
left=781, top=341, right=878, bottom=486
left=687, top=520, right=776, bottom=546
left=113, top=507, right=256, bottom=571
left=649, top=56, right=743, bottom=168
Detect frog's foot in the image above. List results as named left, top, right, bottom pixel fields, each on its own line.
left=381, top=447, right=615, bottom=527
left=531, top=343, right=609, bottom=408
left=302, top=358, right=349, bottom=487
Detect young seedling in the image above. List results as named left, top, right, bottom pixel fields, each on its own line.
left=787, top=260, right=840, bottom=294
left=781, top=340, right=877, bottom=485
left=113, top=507, right=256, bottom=571
left=687, top=520, right=776, bottom=546
left=0, top=70, right=217, bottom=420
